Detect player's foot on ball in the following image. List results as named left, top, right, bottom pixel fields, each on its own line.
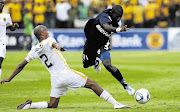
left=125, top=85, right=135, bottom=96
left=114, top=103, right=131, bottom=109
left=94, top=58, right=101, bottom=74
left=17, top=99, right=32, bottom=110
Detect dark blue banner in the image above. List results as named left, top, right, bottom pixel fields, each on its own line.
left=112, top=29, right=168, bottom=50
left=32, top=29, right=168, bottom=50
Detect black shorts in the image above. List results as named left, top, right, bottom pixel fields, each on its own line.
left=83, top=41, right=111, bottom=68
left=82, top=19, right=110, bottom=68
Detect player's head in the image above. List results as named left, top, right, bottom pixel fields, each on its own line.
left=110, top=5, right=123, bottom=22
left=0, top=0, right=4, bottom=12
left=34, top=25, right=49, bottom=41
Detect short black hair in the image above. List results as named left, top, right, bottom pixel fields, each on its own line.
left=34, top=25, right=46, bottom=40
left=112, top=5, right=123, bottom=18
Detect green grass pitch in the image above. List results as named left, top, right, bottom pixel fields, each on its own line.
left=0, top=51, right=179, bottom=112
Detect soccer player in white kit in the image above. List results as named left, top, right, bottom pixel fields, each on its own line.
left=0, top=0, right=19, bottom=80
left=0, top=25, right=130, bottom=110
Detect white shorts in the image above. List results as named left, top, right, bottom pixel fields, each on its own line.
left=0, top=42, right=6, bottom=58
left=50, top=69, right=88, bottom=98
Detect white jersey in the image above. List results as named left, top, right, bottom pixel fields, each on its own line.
left=0, top=13, right=13, bottom=43
left=25, top=37, right=71, bottom=76
left=25, top=37, right=87, bottom=96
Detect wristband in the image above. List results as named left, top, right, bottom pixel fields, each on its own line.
left=116, top=28, right=122, bottom=32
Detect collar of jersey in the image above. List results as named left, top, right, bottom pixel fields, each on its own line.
left=38, top=40, right=44, bottom=44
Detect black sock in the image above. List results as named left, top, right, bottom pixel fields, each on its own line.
left=112, top=69, right=127, bottom=89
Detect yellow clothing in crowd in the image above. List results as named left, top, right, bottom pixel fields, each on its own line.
left=70, top=0, right=78, bottom=7
left=24, top=2, right=33, bottom=20
left=133, top=5, right=144, bottom=24
left=34, top=0, right=45, bottom=4
left=129, top=0, right=137, bottom=5
left=161, top=6, right=169, bottom=17
left=2, top=3, right=12, bottom=14
left=111, top=0, right=121, bottom=5
left=11, top=3, right=22, bottom=22
left=33, top=4, right=46, bottom=24
left=122, top=5, right=133, bottom=20
left=144, top=3, right=157, bottom=20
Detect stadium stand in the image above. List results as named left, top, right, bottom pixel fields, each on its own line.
left=2, top=0, right=180, bottom=28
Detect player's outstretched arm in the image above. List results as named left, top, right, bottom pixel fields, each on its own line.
left=103, top=23, right=130, bottom=33
left=116, top=25, right=130, bottom=32
left=102, top=23, right=117, bottom=32
left=52, top=42, right=66, bottom=52
left=0, top=60, right=28, bottom=84
left=7, top=23, right=19, bottom=31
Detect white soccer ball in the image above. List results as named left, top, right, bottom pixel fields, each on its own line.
left=135, top=88, right=150, bottom=104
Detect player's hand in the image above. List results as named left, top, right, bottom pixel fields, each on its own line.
left=120, top=25, right=130, bottom=32
left=1, top=78, right=10, bottom=84
left=13, top=23, right=19, bottom=29
left=60, top=47, right=66, bottom=52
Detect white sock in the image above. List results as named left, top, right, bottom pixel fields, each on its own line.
left=100, top=90, right=118, bottom=105
left=0, top=69, right=2, bottom=80
left=29, top=101, right=48, bottom=109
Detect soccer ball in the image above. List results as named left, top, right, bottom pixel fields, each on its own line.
left=135, top=88, right=150, bottom=104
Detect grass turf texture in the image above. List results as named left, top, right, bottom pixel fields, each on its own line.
left=0, top=51, right=179, bottom=112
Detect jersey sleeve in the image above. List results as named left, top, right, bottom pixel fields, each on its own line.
left=25, top=47, right=35, bottom=62
left=48, top=37, right=56, bottom=48
left=6, top=14, right=13, bottom=27
left=99, top=13, right=112, bottom=25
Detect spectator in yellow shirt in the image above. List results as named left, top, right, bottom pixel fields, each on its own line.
left=33, top=2, right=46, bottom=26
left=10, top=1, right=23, bottom=28
left=34, top=0, right=45, bottom=5
left=23, top=0, right=33, bottom=21
left=130, top=0, right=137, bottom=5
left=157, top=1, right=169, bottom=28
left=132, top=1, right=144, bottom=28
left=122, top=1, right=133, bottom=28
left=144, top=0, right=158, bottom=28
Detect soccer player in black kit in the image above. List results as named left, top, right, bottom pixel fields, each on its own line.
left=82, top=5, right=135, bottom=96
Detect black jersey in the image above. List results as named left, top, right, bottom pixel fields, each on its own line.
left=83, top=9, right=119, bottom=68
left=84, top=9, right=119, bottom=49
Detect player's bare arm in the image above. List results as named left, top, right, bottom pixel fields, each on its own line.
left=7, top=23, right=19, bottom=31
left=0, top=60, right=28, bottom=84
left=52, top=42, right=66, bottom=51
left=103, top=23, right=130, bottom=33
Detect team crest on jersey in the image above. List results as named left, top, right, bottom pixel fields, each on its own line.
left=3, top=18, right=6, bottom=22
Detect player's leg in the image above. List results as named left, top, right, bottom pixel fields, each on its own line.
left=17, top=87, right=66, bottom=109
left=17, top=97, right=60, bottom=109
left=83, top=41, right=97, bottom=68
left=101, top=51, right=135, bottom=96
left=68, top=69, right=130, bottom=109
left=84, top=78, right=130, bottom=109
left=0, top=42, right=6, bottom=80
left=0, top=57, right=4, bottom=80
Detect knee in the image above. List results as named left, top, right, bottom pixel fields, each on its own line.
left=102, top=61, right=117, bottom=73
left=103, top=62, right=112, bottom=71
left=85, top=78, right=98, bottom=89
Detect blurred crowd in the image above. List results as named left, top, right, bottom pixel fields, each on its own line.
left=2, top=0, right=180, bottom=28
